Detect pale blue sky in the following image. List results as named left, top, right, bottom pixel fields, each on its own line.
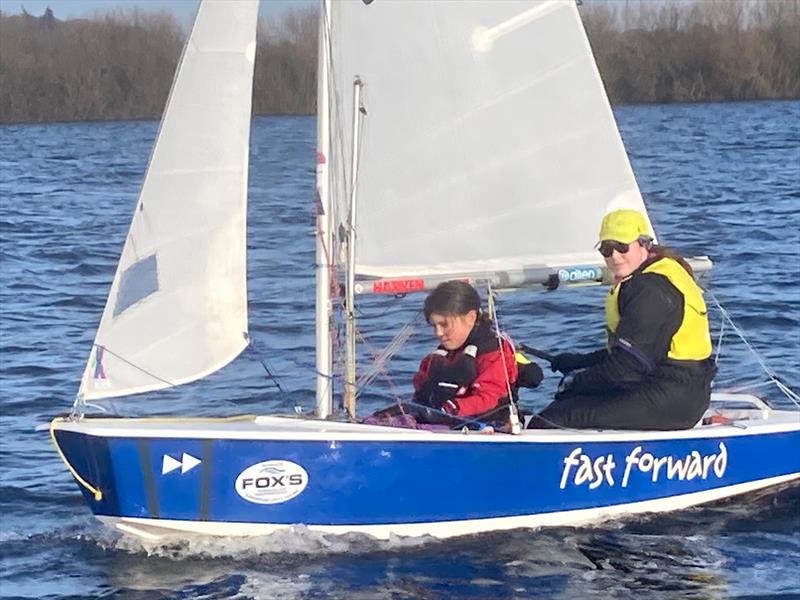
left=2, top=0, right=315, bottom=23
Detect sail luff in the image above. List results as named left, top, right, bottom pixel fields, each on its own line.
left=77, top=0, right=258, bottom=403
left=566, top=1, right=651, bottom=238
left=315, top=0, right=334, bottom=419
left=75, top=3, right=205, bottom=408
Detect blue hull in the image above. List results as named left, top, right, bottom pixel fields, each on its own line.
left=52, top=415, right=800, bottom=536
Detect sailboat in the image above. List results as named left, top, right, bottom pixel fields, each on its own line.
left=50, top=0, right=799, bottom=541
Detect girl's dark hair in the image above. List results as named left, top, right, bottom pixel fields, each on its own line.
left=423, top=280, right=483, bottom=322
left=648, top=244, right=694, bottom=278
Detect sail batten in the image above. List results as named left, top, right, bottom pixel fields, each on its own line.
left=78, top=0, right=258, bottom=402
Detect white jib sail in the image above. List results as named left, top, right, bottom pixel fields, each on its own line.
left=327, top=0, right=653, bottom=282
left=78, top=0, right=259, bottom=401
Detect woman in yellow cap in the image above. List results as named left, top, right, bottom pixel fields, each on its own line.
left=528, top=209, right=716, bottom=430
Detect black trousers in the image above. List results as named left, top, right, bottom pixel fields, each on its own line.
left=527, top=368, right=714, bottom=431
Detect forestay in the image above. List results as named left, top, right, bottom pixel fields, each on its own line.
left=326, top=0, right=653, bottom=285
left=78, top=0, right=258, bottom=401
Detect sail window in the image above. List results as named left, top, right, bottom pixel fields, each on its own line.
left=114, top=254, right=159, bottom=317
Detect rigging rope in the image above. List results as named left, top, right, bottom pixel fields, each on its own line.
left=50, top=414, right=260, bottom=502
left=247, top=338, right=290, bottom=396
left=355, top=312, right=420, bottom=396
left=72, top=344, right=177, bottom=418
left=50, top=418, right=103, bottom=501
left=714, top=308, right=727, bottom=365
left=486, top=283, right=522, bottom=434
left=707, top=289, right=800, bottom=407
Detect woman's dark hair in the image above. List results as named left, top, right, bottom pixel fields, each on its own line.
left=423, top=280, right=483, bottom=322
left=648, top=244, right=694, bottom=278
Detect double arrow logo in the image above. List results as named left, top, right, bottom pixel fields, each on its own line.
left=161, top=452, right=201, bottom=475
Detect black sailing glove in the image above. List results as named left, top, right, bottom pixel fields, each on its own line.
left=554, top=374, right=575, bottom=400
left=415, top=349, right=477, bottom=409
left=517, top=361, right=544, bottom=388
left=549, top=353, right=588, bottom=374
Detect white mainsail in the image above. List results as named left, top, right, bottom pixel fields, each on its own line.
left=326, top=0, right=653, bottom=284
left=78, top=0, right=258, bottom=401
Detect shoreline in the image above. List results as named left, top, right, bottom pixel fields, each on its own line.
left=2, top=98, right=798, bottom=127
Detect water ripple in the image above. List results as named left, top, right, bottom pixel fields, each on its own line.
left=1, top=104, right=799, bottom=598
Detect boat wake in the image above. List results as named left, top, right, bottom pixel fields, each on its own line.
left=1, top=484, right=797, bottom=599
left=82, top=481, right=799, bottom=561
left=101, top=525, right=437, bottom=559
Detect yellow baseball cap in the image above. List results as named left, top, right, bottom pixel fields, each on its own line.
left=598, top=209, right=652, bottom=244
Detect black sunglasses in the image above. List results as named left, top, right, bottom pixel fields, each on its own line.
left=598, top=240, right=630, bottom=257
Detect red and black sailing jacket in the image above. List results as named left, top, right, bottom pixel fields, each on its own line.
left=412, top=320, right=518, bottom=417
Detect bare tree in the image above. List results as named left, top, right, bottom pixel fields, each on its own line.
left=1, top=1, right=798, bottom=124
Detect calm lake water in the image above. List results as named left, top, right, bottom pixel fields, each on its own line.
left=1, top=101, right=799, bottom=599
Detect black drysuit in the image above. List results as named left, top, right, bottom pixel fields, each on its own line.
left=529, top=266, right=716, bottom=430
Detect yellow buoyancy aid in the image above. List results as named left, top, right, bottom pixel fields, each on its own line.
left=604, top=257, right=712, bottom=361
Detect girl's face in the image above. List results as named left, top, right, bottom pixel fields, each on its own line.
left=604, top=240, right=650, bottom=280
left=428, top=310, right=477, bottom=350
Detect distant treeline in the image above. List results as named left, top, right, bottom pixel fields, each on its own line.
left=0, top=0, right=798, bottom=124
left=582, top=0, right=800, bottom=104
left=0, top=6, right=316, bottom=123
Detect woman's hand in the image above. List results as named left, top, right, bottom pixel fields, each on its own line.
left=550, top=353, right=586, bottom=373
left=554, top=374, right=575, bottom=399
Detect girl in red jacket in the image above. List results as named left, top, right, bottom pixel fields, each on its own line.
left=411, top=281, right=522, bottom=424
left=365, top=281, right=541, bottom=429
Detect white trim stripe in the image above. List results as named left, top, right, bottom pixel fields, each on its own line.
left=99, top=473, right=800, bottom=541
left=53, top=412, right=800, bottom=443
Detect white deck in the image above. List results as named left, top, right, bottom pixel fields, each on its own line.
left=53, top=392, right=800, bottom=443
